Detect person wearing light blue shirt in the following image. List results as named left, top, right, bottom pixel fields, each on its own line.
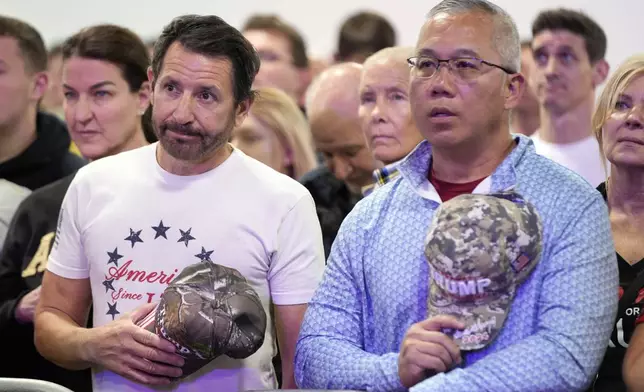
left=294, top=0, right=618, bottom=391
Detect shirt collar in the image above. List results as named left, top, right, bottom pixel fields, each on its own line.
left=373, top=160, right=402, bottom=181
left=361, top=159, right=406, bottom=197
left=397, top=134, right=533, bottom=201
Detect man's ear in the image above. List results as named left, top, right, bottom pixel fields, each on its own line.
left=504, top=73, right=525, bottom=110
left=234, top=96, right=253, bottom=128
left=31, top=71, right=48, bottom=102
left=592, top=59, right=610, bottom=88
left=137, top=81, right=152, bottom=115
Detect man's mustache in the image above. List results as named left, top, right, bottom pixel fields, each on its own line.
left=161, top=121, right=206, bottom=138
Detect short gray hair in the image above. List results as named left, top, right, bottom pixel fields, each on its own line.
left=428, top=0, right=521, bottom=72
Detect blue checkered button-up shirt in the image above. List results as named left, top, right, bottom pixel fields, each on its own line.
left=295, top=135, right=618, bottom=392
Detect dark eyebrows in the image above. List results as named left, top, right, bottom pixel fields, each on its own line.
left=198, top=85, right=221, bottom=95
left=417, top=48, right=437, bottom=57
left=157, top=76, right=177, bottom=86
left=532, top=44, right=576, bottom=54
left=89, top=81, right=116, bottom=90
left=62, top=81, right=116, bottom=91
left=158, top=76, right=221, bottom=95
left=557, top=45, right=576, bottom=53
left=452, top=48, right=481, bottom=58
left=416, top=47, right=482, bottom=59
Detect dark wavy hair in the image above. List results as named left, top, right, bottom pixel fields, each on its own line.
left=151, top=14, right=260, bottom=106
left=62, top=24, right=156, bottom=142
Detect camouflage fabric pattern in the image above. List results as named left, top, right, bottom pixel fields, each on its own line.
left=424, top=191, right=543, bottom=351
left=138, top=261, right=267, bottom=377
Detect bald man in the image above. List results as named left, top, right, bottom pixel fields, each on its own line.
left=300, top=63, right=379, bottom=258
left=306, top=62, right=380, bottom=192
left=359, top=46, right=424, bottom=196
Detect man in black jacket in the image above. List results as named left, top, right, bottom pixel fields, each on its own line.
left=0, top=16, right=85, bottom=191
left=301, top=62, right=380, bottom=258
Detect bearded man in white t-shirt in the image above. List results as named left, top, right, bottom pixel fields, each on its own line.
left=33, top=14, right=325, bottom=392
left=529, top=8, right=610, bottom=187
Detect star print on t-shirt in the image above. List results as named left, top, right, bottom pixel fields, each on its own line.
left=101, top=221, right=216, bottom=325
left=106, top=302, right=120, bottom=320
left=195, top=247, right=214, bottom=262
left=102, top=278, right=116, bottom=293
left=178, top=228, right=196, bottom=247
left=124, top=228, right=144, bottom=248
left=151, top=220, right=171, bottom=239
left=106, top=248, right=123, bottom=266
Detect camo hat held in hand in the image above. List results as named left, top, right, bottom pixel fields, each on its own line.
left=424, top=191, right=543, bottom=351
left=137, top=261, right=267, bottom=377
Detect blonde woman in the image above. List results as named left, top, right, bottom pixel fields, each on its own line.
left=589, top=54, right=644, bottom=392
left=232, top=87, right=317, bottom=179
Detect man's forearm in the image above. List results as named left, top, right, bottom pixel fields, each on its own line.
left=280, top=359, right=297, bottom=389
left=34, top=307, right=93, bottom=370
left=295, top=336, right=405, bottom=391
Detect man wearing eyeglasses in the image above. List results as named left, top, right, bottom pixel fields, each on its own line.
left=294, top=0, right=617, bottom=391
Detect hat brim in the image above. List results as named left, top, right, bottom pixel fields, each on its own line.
left=135, top=300, right=212, bottom=377
left=427, top=283, right=514, bottom=351
left=136, top=303, right=158, bottom=333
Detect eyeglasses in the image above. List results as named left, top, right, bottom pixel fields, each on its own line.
left=407, top=56, right=515, bottom=81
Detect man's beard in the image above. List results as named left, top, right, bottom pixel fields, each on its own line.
left=155, top=118, right=233, bottom=162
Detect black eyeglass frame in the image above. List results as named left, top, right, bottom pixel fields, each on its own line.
left=407, top=56, right=516, bottom=78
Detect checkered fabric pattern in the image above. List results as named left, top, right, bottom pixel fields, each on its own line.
left=362, top=163, right=402, bottom=197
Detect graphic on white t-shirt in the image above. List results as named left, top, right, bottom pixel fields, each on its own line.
left=100, top=221, right=224, bottom=321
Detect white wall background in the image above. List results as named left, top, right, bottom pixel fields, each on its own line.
left=2, top=0, right=643, bottom=71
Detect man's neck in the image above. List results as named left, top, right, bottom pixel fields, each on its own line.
left=537, top=96, right=594, bottom=144
left=0, top=107, right=37, bottom=164
left=156, top=143, right=233, bottom=176
left=510, top=109, right=540, bottom=137
left=607, top=165, right=644, bottom=217
left=431, top=131, right=515, bottom=184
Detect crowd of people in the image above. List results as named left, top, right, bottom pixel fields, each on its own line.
left=0, top=0, right=643, bottom=391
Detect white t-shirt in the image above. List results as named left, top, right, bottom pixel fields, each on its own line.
left=531, top=133, right=608, bottom=187
left=47, top=143, right=325, bottom=392
left=0, top=179, right=31, bottom=250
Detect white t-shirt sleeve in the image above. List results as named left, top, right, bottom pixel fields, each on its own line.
left=47, top=177, right=89, bottom=279
left=268, top=193, right=325, bottom=305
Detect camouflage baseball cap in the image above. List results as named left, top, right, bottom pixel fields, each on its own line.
left=424, top=191, right=543, bottom=351
left=137, top=261, right=267, bottom=377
